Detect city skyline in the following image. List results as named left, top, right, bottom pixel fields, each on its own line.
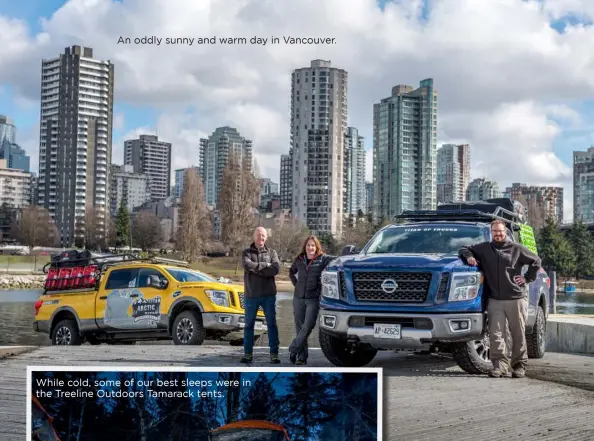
left=1, top=0, right=591, bottom=223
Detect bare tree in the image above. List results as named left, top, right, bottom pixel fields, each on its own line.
left=219, top=152, right=260, bottom=255
left=267, top=217, right=310, bottom=262
left=10, top=205, right=60, bottom=250
left=132, top=210, right=163, bottom=251
left=338, top=219, right=375, bottom=251
left=176, top=168, right=211, bottom=261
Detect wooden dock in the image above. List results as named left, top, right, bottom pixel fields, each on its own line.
left=2, top=346, right=593, bottom=440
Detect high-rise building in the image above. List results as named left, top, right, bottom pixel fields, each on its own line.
left=366, top=182, right=373, bottom=214
left=110, top=164, right=151, bottom=216
left=344, top=127, right=366, bottom=216
left=280, top=153, right=292, bottom=209
left=437, top=144, right=470, bottom=203
left=466, top=178, right=500, bottom=201
left=37, top=45, right=114, bottom=246
left=198, top=126, right=252, bottom=207
left=574, top=147, right=594, bottom=223
left=373, top=79, right=438, bottom=222
left=504, top=183, right=563, bottom=229
left=290, top=60, right=348, bottom=236
left=0, top=115, right=30, bottom=172
left=174, top=167, right=199, bottom=198
left=124, top=134, right=172, bottom=201
left=0, top=115, right=16, bottom=146
left=0, top=159, right=31, bottom=208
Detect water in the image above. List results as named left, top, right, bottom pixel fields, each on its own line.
left=1, top=289, right=592, bottom=347
left=0, top=290, right=317, bottom=347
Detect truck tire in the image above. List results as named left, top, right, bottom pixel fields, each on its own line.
left=51, top=320, right=82, bottom=346
left=171, top=311, right=206, bottom=345
left=319, top=330, right=378, bottom=367
left=451, top=335, right=492, bottom=375
left=527, top=305, right=546, bottom=359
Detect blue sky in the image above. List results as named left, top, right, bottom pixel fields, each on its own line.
left=1, top=0, right=593, bottom=221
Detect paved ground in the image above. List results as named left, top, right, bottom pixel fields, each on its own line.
left=1, top=346, right=593, bottom=441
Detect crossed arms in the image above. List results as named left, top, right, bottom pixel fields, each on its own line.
left=242, top=248, right=280, bottom=277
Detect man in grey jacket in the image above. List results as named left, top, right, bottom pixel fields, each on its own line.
left=458, top=219, right=541, bottom=378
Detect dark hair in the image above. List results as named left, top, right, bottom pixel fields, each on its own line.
left=298, top=235, right=323, bottom=258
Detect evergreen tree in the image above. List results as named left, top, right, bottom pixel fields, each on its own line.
left=537, top=218, right=575, bottom=278
left=568, top=220, right=594, bottom=278
left=115, top=202, right=130, bottom=250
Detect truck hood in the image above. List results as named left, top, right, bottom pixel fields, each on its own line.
left=329, top=253, right=471, bottom=272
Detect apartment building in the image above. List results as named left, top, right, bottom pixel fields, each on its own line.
left=174, top=166, right=199, bottom=198
left=437, top=143, right=470, bottom=203
left=290, top=59, right=348, bottom=236
left=574, top=147, right=594, bottom=223
left=373, top=79, right=438, bottom=222
left=466, top=178, right=501, bottom=201
left=344, top=127, right=366, bottom=216
left=279, top=153, right=292, bottom=209
left=110, top=164, right=151, bottom=215
left=504, top=182, right=563, bottom=229
left=124, top=134, right=171, bottom=201
left=37, top=45, right=114, bottom=246
left=0, top=159, right=31, bottom=208
left=199, top=126, right=252, bottom=206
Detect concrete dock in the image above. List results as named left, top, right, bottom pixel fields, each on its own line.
left=1, top=345, right=593, bottom=441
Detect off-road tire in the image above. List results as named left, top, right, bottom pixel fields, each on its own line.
left=51, top=320, right=82, bottom=346
left=319, top=330, right=378, bottom=367
left=171, top=311, right=206, bottom=345
left=527, top=305, right=546, bottom=359
left=451, top=335, right=492, bottom=375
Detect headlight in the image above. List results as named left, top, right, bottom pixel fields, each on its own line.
left=205, top=290, right=230, bottom=307
left=448, top=272, right=482, bottom=302
left=321, top=271, right=339, bottom=299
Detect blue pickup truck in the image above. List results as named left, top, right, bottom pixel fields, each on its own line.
left=318, top=199, right=552, bottom=374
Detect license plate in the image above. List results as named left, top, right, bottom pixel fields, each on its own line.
left=255, top=322, right=264, bottom=330
left=374, top=323, right=401, bottom=339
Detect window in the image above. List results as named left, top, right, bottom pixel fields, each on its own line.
left=105, top=268, right=139, bottom=289
left=138, top=268, right=167, bottom=288
left=166, top=268, right=216, bottom=283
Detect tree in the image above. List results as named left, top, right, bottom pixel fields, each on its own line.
left=219, top=152, right=260, bottom=255
left=266, top=217, right=309, bottom=261
left=115, top=202, right=130, bottom=250
left=537, top=218, right=575, bottom=279
left=10, top=205, right=59, bottom=250
left=568, top=220, right=594, bottom=278
left=132, top=210, right=163, bottom=251
left=176, top=167, right=211, bottom=262
left=338, top=219, right=374, bottom=251
left=81, top=205, right=108, bottom=251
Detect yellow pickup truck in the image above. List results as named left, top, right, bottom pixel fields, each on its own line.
left=33, top=253, right=266, bottom=346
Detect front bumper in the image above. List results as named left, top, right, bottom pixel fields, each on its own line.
left=202, top=312, right=267, bottom=339
left=319, top=310, right=485, bottom=350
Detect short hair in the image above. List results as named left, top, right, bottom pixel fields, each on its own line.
left=491, top=219, right=506, bottom=229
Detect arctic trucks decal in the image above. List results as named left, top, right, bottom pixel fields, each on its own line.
left=103, top=289, right=161, bottom=329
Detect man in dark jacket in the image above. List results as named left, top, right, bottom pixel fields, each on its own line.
left=240, top=226, right=280, bottom=364
left=458, top=219, right=541, bottom=378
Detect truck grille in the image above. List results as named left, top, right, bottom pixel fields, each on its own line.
left=339, top=271, right=346, bottom=299
left=352, top=272, right=432, bottom=302
left=237, top=293, right=263, bottom=312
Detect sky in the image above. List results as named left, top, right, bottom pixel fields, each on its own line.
left=2, top=0, right=594, bottom=222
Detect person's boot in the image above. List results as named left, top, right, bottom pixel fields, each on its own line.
left=512, top=365, right=526, bottom=378
left=270, top=353, right=280, bottom=364
left=240, top=354, right=253, bottom=364
left=489, top=361, right=510, bottom=378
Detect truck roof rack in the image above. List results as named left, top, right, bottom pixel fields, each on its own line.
left=395, top=198, right=526, bottom=230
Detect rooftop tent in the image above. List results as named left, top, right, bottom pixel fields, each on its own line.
left=31, top=395, right=61, bottom=441
left=211, top=420, right=291, bottom=441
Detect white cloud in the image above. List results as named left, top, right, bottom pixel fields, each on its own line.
left=2, top=0, right=594, bottom=223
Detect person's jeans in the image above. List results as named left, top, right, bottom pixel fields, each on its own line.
left=289, top=296, right=320, bottom=362
left=243, top=295, right=279, bottom=355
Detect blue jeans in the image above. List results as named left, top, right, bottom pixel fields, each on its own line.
left=243, top=295, right=279, bottom=355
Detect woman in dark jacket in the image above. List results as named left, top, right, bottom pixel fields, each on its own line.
left=288, top=235, right=336, bottom=365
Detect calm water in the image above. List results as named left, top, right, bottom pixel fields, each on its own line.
left=0, top=290, right=592, bottom=347
left=0, top=290, right=317, bottom=347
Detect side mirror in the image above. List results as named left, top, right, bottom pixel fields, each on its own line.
left=341, top=245, right=357, bottom=256
left=159, top=278, right=168, bottom=289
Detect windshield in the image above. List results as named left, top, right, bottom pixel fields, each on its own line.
left=211, top=429, right=285, bottom=441
left=165, top=268, right=216, bottom=282
left=365, top=224, right=488, bottom=255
